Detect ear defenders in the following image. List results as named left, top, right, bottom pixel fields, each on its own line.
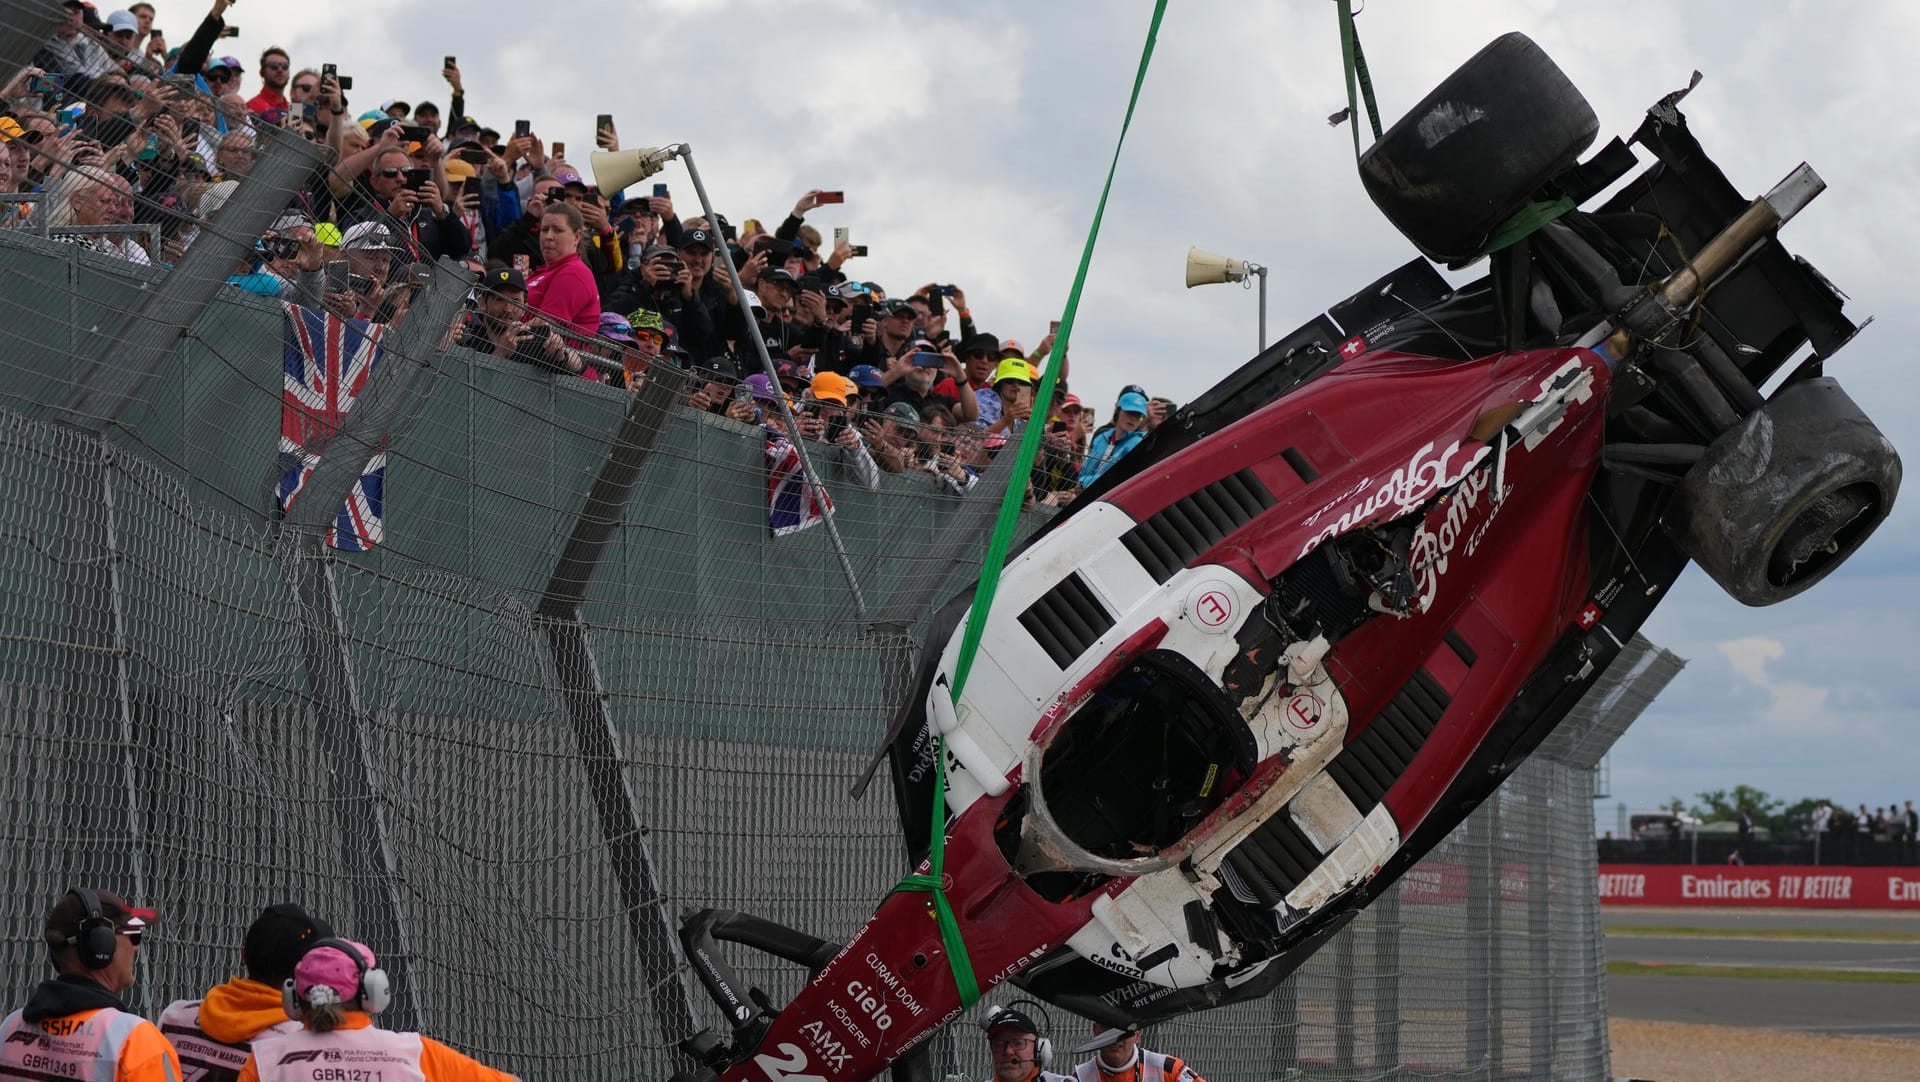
left=982, top=1000, right=1055, bottom=1072
left=281, top=937, right=392, bottom=1018
left=65, top=887, right=119, bottom=971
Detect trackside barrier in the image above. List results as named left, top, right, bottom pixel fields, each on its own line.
left=1599, top=864, right=1920, bottom=909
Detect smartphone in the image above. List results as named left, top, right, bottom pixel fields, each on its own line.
left=652, top=182, right=668, bottom=198
left=444, top=55, right=457, bottom=69
left=399, top=124, right=430, bottom=143
left=348, top=273, right=375, bottom=294
left=28, top=73, right=62, bottom=96
left=596, top=113, right=613, bottom=132
left=513, top=119, right=530, bottom=139
left=551, top=141, right=565, bottom=159
left=403, top=167, right=432, bottom=191
left=849, top=301, right=873, bottom=328
left=1049, top=319, right=1061, bottom=333
left=849, top=244, right=869, bottom=257
left=816, top=191, right=845, bottom=204
left=219, top=25, right=239, bottom=38
left=833, top=226, right=849, bottom=249
left=323, top=260, right=349, bottom=293
left=939, top=284, right=957, bottom=297
left=732, top=382, right=753, bottom=404
left=512, top=254, right=531, bottom=275
left=457, top=146, right=488, bottom=165
left=458, top=176, right=480, bottom=199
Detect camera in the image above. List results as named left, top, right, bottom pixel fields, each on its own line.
left=259, top=235, right=300, bottom=261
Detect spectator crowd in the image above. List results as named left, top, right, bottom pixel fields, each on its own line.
left=3, top=0, right=1183, bottom=505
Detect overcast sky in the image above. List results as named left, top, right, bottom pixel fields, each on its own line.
left=217, top=0, right=1920, bottom=828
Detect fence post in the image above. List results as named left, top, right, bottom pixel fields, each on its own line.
left=1373, top=890, right=1401, bottom=1079
left=288, top=540, right=424, bottom=1030
left=534, top=369, right=699, bottom=1073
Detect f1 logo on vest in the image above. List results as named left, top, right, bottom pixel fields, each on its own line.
left=278, top=1051, right=345, bottom=1064
left=4, top=1031, right=43, bottom=1046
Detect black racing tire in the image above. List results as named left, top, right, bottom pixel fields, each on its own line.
left=1667, top=377, right=1902, bottom=606
left=1358, top=32, right=1598, bottom=265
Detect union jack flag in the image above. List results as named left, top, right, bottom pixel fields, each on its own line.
left=765, top=427, right=832, bottom=537
left=276, top=303, right=389, bottom=551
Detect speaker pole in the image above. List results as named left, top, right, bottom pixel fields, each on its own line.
left=1255, top=263, right=1268, bottom=351
left=672, top=144, right=869, bottom=619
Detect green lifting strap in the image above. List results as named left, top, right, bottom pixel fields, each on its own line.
left=1338, top=0, right=1383, bottom=158
left=1481, top=196, right=1577, bottom=257
left=889, top=0, right=1172, bottom=1010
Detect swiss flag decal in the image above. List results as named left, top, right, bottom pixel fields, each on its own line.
left=1339, top=335, right=1367, bottom=359
left=1577, top=602, right=1604, bottom=629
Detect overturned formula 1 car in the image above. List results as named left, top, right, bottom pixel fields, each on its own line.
left=670, top=31, right=1901, bottom=1082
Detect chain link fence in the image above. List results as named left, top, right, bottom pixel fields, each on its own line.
left=0, top=21, right=1682, bottom=1078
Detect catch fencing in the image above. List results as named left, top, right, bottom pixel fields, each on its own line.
left=0, top=23, right=1679, bottom=1079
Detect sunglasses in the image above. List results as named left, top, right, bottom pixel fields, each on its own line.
left=122, top=930, right=143, bottom=948
left=376, top=168, right=405, bottom=178
left=264, top=61, right=289, bottom=71
left=206, top=69, right=236, bottom=80
left=293, top=82, right=317, bottom=93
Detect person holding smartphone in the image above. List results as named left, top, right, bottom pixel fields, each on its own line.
left=340, top=133, right=470, bottom=263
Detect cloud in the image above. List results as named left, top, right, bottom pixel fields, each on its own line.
left=224, top=1, right=1918, bottom=816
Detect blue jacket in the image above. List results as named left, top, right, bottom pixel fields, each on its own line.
left=1078, top=426, right=1147, bottom=488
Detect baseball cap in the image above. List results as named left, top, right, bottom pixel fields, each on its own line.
left=1069, top=1025, right=1139, bottom=1056
left=742, top=373, right=779, bottom=403
left=380, top=99, right=409, bottom=114
left=848, top=364, right=885, bottom=389
left=883, top=299, right=917, bottom=319
left=677, top=228, right=716, bottom=252
left=992, top=359, right=1034, bottom=386
left=1120, top=384, right=1147, bottom=399
left=910, top=352, right=945, bottom=369
left=242, top=902, right=333, bottom=987
left=598, top=312, right=637, bottom=343
left=104, top=9, right=137, bottom=33
left=810, top=371, right=858, bottom=405
left=885, top=402, right=921, bottom=426
left=999, top=339, right=1027, bottom=358
left=1117, top=391, right=1150, bottom=415
left=443, top=158, right=477, bottom=182
left=270, top=211, right=314, bottom=233
left=0, top=116, right=42, bottom=145
left=774, top=359, right=808, bottom=385
left=294, top=939, right=375, bottom=1008
left=198, top=179, right=239, bottom=217
left=981, top=1006, right=1040, bottom=1038
left=207, top=55, right=242, bottom=72
left=759, top=267, right=797, bottom=289
left=44, top=889, right=155, bottom=953
left=1059, top=392, right=1084, bottom=413
left=483, top=266, right=527, bottom=293
left=960, top=333, right=1000, bottom=357
left=340, top=221, right=402, bottom=252
left=553, top=166, right=588, bottom=189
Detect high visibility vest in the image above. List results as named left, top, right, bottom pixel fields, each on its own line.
left=1075, top=1051, right=1187, bottom=1082
left=0, top=1005, right=164, bottom=1082
left=248, top=1027, right=427, bottom=1082
left=157, top=1001, right=299, bottom=1082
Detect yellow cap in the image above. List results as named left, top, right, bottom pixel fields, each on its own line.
left=315, top=222, right=343, bottom=248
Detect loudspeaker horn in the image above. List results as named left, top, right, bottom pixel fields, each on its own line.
left=591, top=147, right=673, bottom=194
left=1185, top=246, right=1248, bottom=288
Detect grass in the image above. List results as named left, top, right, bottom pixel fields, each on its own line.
left=1607, top=961, right=1920, bottom=985
left=1605, top=924, right=1920, bottom=943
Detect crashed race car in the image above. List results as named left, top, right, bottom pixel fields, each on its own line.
left=670, top=32, right=1901, bottom=1082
